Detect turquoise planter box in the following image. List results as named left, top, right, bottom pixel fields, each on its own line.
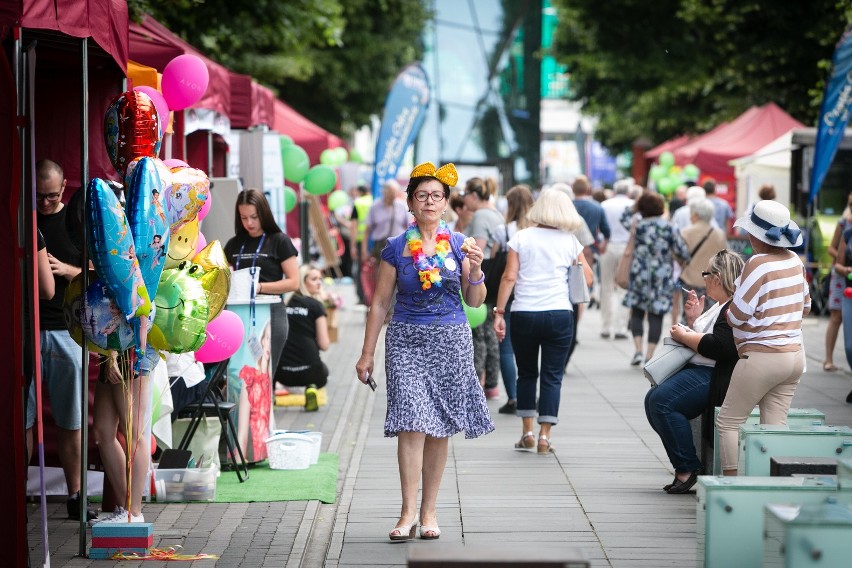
left=763, top=498, right=852, bottom=568
left=737, top=425, right=852, bottom=476
left=696, top=475, right=843, bottom=568
left=712, top=407, right=825, bottom=475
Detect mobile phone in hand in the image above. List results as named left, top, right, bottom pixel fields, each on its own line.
left=365, top=374, right=377, bottom=391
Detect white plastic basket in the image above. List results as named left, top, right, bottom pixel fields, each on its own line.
left=272, top=430, right=322, bottom=464
left=265, top=433, right=314, bottom=470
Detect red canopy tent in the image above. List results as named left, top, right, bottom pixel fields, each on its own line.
left=272, top=98, right=345, bottom=162
left=645, top=134, right=693, bottom=161
left=674, top=103, right=803, bottom=180
left=0, top=1, right=129, bottom=563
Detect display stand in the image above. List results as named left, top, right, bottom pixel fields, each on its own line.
left=225, top=295, right=281, bottom=463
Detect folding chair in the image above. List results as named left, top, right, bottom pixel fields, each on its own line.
left=176, top=360, right=249, bottom=482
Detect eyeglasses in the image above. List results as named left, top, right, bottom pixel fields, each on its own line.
left=701, top=271, right=715, bottom=278
left=413, top=190, right=446, bottom=202
left=36, top=192, right=62, bottom=202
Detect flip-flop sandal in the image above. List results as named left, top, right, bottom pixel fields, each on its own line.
left=823, top=362, right=839, bottom=372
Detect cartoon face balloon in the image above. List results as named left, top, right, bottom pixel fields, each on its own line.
left=104, top=90, right=161, bottom=177
left=166, top=167, right=209, bottom=229
left=150, top=262, right=210, bottom=353
left=164, top=216, right=199, bottom=270
left=87, top=178, right=151, bottom=318
left=192, top=240, right=231, bottom=321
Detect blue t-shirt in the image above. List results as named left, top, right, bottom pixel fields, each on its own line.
left=381, top=231, right=469, bottom=325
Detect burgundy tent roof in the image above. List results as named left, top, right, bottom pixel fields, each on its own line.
left=673, top=103, right=804, bottom=175
left=229, top=73, right=276, bottom=129
left=0, top=0, right=129, bottom=73
left=645, top=135, right=693, bottom=160
left=251, top=81, right=275, bottom=129
left=129, top=15, right=230, bottom=119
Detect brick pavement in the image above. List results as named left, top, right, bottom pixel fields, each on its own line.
left=27, top=282, right=852, bottom=567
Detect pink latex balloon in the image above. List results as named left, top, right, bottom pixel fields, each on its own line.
left=194, top=310, right=245, bottom=363
left=197, top=188, right=212, bottom=221
left=163, top=158, right=189, bottom=168
left=195, top=231, right=207, bottom=254
left=161, top=54, right=209, bottom=111
left=133, top=86, right=169, bottom=137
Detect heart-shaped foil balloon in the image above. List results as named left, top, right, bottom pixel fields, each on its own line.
left=104, top=90, right=161, bottom=177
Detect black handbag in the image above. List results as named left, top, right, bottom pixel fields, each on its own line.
left=482, top=225, right=510, bottom=305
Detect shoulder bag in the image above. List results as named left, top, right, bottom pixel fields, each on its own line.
left=483, top=225, right=510, bottom=305
left=615, top=222, right=636, bottom=290
left=568, top=258, right=592, bottom=304
left=643, top=337, right=694, bottom=387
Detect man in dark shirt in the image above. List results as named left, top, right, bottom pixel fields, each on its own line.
left=572, top=176, right=610, bottom=263
left=25, top=159, right=92, bottom=520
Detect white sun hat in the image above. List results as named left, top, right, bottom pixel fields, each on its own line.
left=733, top=200, right=803, bottom=248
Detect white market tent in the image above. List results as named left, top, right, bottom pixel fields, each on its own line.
left=730, top=130, right=794, bottom=217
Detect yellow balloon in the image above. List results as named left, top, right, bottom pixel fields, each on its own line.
left=164, top=216, right=199, bottom=269
left=148, top=322, right=169, bottom=351
left=192, top=240, right=231, bottom=321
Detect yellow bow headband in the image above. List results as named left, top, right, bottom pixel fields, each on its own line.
left=410, top=162, right=459, bottom=188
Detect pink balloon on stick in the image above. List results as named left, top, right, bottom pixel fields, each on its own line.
left=163, top=158, right=189, bottom=168
left=161, top=54, right=209, bottom=111
left=197, top=190, right=212, bottom=221
left=195, top=231, right=208, bottom=254
left=194, top=310, right=245, bottom=363
left=133, top=86, right=170, bottom=137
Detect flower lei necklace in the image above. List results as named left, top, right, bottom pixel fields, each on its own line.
left=406, top=221, right=451, bottom=290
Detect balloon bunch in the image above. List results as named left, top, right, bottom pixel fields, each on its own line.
left=280, top=138, right=339, bottom=209
left=648, top=151, right=701, bottom=196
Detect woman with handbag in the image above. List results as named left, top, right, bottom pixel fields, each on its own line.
left=644, top=249, right=743, bottom=493
left=492, top=188, right=592, bottom=455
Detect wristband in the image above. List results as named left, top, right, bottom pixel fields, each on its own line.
left=467, top=272, right=485, bottom=286
left=493, top=306, right=505, bottom=315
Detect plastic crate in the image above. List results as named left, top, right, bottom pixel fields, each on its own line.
left=265, top=433, right=314, bottom=470
left=154, top=465, right=217, bottom=502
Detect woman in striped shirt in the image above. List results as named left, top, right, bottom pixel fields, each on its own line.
left=717, top=200, right=810, bottom=476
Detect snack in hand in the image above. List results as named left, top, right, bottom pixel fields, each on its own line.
left=461, top=237, right=476, bottom=253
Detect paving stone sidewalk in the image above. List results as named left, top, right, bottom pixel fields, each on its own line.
left=28, top=283, right=852, bottom=567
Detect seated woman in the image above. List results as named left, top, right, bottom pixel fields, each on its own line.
left=273, top=265, right=331, bottom=406
left=644, top=249, right=743, bottom=494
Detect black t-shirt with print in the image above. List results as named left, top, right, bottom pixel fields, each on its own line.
left=279, top=294, right=326, bottom=369
left=224, top=232, right=298, bottom=282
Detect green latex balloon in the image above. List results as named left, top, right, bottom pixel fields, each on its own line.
left=649, top=164, right=666, bottom=182
left=151, top=263, right=209, bottom=353
left=348, top=149, right=363, bottom=164
left=282, top=145, right=310, bottom=184
left=279, top=135, right=293, bottom=148
left=327, top=189, right=349, bottom=211
left=284, top=186, right=298, bottom=213
left=463, top=300, right=487, bottom=328
left=683, top=164, right=700, bottom=180
left=303, top=165, right=337, bottom=195
left=319, top=149, right=336, bottom=165
left=658, top=176, right=678, bottom=195
left=333, top=147, right=349, bottom=165
left=659, top=151, right=675, bottom=169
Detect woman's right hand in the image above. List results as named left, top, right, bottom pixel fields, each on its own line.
left=493, top=314, right=506, bottom=341
left=355, top=354, right=374, bottom=384
left=104, top=354, right=122, bottom=384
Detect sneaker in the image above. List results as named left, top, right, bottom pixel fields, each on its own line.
left=304, top=385, right=319, bottom=412
left=498, top=400, right=517, bottom=415
left=630, top=352, right=644, bottom=366
left=614, top=333, right=629, bottom=340
left=600, top=332, right=611, bottom=339
left=91, top=507, right=144, bottom=524
left=484, top=387, right=500, bottom=400
left=66, top=492, right=98, bottom=522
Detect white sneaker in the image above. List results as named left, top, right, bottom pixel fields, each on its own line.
left=90, top=506, right=144, bottom=525
left=630, top=352, right=644, bottom=366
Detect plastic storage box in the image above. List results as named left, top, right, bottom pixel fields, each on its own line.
left=696, top=475, right=845, bottom=568
left=271, top=430, right=322, bottom=464
left=265, top=433, right=314, bottom=470
left=711, top=407, right=825, bottom=475
left=154, top=465, right=218, bottom=502
left=737, top=424, right=852, bottom=476
left=763, top=498, right=852, bottom=568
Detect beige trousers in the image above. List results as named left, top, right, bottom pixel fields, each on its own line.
left=716, top=349, right=804, bottom=472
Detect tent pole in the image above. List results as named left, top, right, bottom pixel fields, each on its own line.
left=78, top=37, right=90, bottom=559
left=207, top=130, right=213, bottom=176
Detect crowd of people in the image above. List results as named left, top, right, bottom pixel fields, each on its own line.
left=26, top=156, right=820, bottom=535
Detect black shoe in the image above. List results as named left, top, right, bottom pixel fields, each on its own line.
left=66, top=492, right=98, bottom=522
left=847, top=389, right=852, bottom=403
left=666, top=472, right=698, bottom=494
left=498, top=400, right=517, bottom=414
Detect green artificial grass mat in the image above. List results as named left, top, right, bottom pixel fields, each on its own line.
left=215, top=453, right=338, bottom=504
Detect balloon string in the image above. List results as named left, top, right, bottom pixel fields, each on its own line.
left=105, top=545, right=218, bottom=561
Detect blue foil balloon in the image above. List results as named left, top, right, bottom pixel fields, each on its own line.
left=126, top=157, right=170, bottom=297
left=81, top=279, right=137, bottom=352
left=87, top=178, right=151, bottom=318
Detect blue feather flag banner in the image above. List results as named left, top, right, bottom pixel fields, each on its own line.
left=371, top=63, right=431, bottom=198
left=810, top=25, right=852, bottom=205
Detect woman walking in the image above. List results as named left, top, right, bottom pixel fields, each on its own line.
left=355, top=162, right=493, bottom=541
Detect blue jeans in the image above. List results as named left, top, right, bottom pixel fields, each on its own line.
left=644, top=364, right=712, bottom=473
left=499, top=311, right=517, bottom=400
left=510, top=310, right=573, bottom=425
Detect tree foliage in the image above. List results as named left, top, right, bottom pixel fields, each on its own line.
left=127, top=0, right=429, bottom=134
left=552, top=0, right=852, bottom=152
